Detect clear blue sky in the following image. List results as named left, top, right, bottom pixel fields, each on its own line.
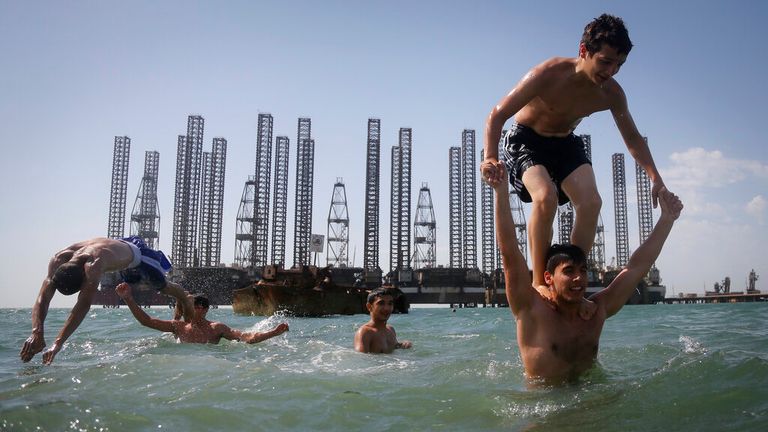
left=1, top=0, right=766, bottom=307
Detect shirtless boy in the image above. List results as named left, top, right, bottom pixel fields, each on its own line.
left=354, top=288, right=412, bottom=354
left=493, top=166, right=682, bottom=383
left=20, top=236, right=195, bottom=364
left=116, top=283, right=289, bottom=344
left=481, top=14, right=667, bottom=289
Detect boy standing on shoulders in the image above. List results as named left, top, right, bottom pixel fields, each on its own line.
left=355, top=288, right=412, bottom=354
left=481, top=14, right=668, bottom=292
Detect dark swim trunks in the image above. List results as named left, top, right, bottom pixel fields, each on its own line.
left=118, top=236, right=173, bottom=291
left=500, top=123, right=591, bottom=205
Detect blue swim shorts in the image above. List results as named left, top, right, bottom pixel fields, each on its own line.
left=118, top=236, right=173, bottom=291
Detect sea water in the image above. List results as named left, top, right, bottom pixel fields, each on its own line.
left=1, top=303, right=767, bottom=431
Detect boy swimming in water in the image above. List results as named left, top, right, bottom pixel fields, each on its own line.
left=20, top=236, right=194, bottom=364
left=116, top=283, right=289, bottom=344
left=354, top=288, right=412, bottom=354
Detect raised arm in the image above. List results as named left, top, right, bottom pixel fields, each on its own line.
left=592, top=188, right=683, bottom=316
left=220, top=322, right=289, bottom=344
left=494, top=167, right=535, bottom=315
left=610, top=87, right=665, bottom=207
left=115, top=283, right=176, bottom=333
left=482, top=63, right=549, bottom=186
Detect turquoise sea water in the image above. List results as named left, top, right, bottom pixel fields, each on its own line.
left=1, top=303, right=767, bottom=431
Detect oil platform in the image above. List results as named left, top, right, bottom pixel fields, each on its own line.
left=97, top=115, right=675, bottom=311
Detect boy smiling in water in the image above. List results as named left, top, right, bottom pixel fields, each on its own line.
left=354, top=288, right=412, bottom=354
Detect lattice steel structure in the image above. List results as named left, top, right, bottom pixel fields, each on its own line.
left=293, top=118, right=314, bottom=267
left=129, top=151, right=160, bottom=249
left=413, top=183, right=436, bottom=269
left=389, top=128, right=412, bottom=272
left=461, top=129, right=478, bottom=268
left=271, top=136, right=290, bottom=266
left=252, top=114, right=274, bottom=267
left=108, top=136, right=130, bottom=239
left=326, top=178, right=350, bottom=267
left=612, top=153, right=629, bottom=268
left=448, top=146, right=462, bottom=268
left=234, top=177, right=256, bottom=267
left=480, top=152, right=495, bottom=274
left=590, top=215, right=606, bottom=270
left=557, top=204, right=574, bottom=245
left=363, top=118, right=381, bottom=271
left=172, top=115, right=204, bottom=268
left=198, top=138, right=227, bottom=267
left=635, top=139, right=654, bottom=245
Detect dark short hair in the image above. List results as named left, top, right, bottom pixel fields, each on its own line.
left=366, top=287, right=394, bottom=304
left=581, top=14, right=633, bottom=55
left=545, top=244, right=587, bottom=274
left=50, top=262, right=86, bottom=295
left=193, top=295, right=210, bottom=309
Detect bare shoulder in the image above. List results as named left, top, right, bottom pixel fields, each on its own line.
left=534, top=57, right=577, bottom=76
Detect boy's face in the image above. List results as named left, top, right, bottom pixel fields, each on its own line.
left=581, top=43, right=627, bottom=85
left=545, top=261, right=588, bottom=304
left=367, top=295, right=394, bottom=321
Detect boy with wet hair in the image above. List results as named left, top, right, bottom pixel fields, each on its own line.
left=354, top=288, right=412, bottom=354
left=116, top=283, right=289, bottom=344
left=20, top=237, right=195, bottom=365
left=481, top=14, right=669, bottom=293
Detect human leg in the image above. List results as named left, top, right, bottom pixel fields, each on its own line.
left=521, top=166, right=559, bottom=288
left=561, top=164, right=601, bottom=254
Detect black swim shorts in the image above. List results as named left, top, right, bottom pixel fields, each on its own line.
left=500, top=123, right=591, bottom=204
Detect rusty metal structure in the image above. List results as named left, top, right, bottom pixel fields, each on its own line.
left=326, top=178, right=350, bottom=267
left=271, top=136, right=290, bottom=266
left=129, top=150, right=160, bottom=249
left=172, top=115, right=204, bottom=268
left=198, top=138, right=227, bottom=267
left=363, top=118, right=381, bottom=272
left=108, top=136, right=130, bottom=239
left=293, top=118, right=314, bottom=267
left=612, top=153, right=629, bottom=267
left=413, top=183, right=436, bottom=269
left=390, top=128, right=412, bottom=273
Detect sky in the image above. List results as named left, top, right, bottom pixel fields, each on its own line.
left=1, top=0, right=766, bottom=308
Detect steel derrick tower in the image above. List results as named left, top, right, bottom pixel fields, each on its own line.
left=198, top=138, right=227, bottom=267
left=108, top=136, right=130, bottom=239
left=363, top=118, right=381, bottom=271
left=326, top=178, right=350, bottom=267
left=129, top=151, right=160, bottom=249
left=172, top=115, right=204, bottom=268
left=293, top=118, right=314, bottom=267
left=271, top=136, right=290, bottom=266
left=480, top=149, right=495, bottom=274
left=612, top=153, right=629, bottom=267
left=234, top=177, right=256, bottom=267
left=582, top=135, right=605, bottom=269
left=413, top=183, right=436, bottom=269
left=448, top=146, right=462, bottom=268
left=252, top=114, right=274, bottom=267
left=390, top=128, right=412, bottom=273
left=461, top=130, right=478, bottom=269
left=636, top=139, right=654, bottom=245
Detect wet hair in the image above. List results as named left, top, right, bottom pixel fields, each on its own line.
left=545, top=244, right=587, bottom=274
left=193, top=294, right=210, bottom=309
left=581, top=14, right=633, bottom=55
left=50, top=261, right=86, bottom=295
left=366, top=287, right=394, bottom=304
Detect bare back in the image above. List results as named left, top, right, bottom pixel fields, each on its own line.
left=57, top=237, right=136, bottom=274
left=513, top=57, right=621, bottom=136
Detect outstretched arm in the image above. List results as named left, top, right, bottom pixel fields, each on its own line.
left=611, top=88, right=665, bottom=207
left=593, top=188, right=683, bottom=317
left=220, top=322, right=289, bottom=344
left=116, top=283, right=176, bottom=333
left=494, top=167, right=535, bottom=315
